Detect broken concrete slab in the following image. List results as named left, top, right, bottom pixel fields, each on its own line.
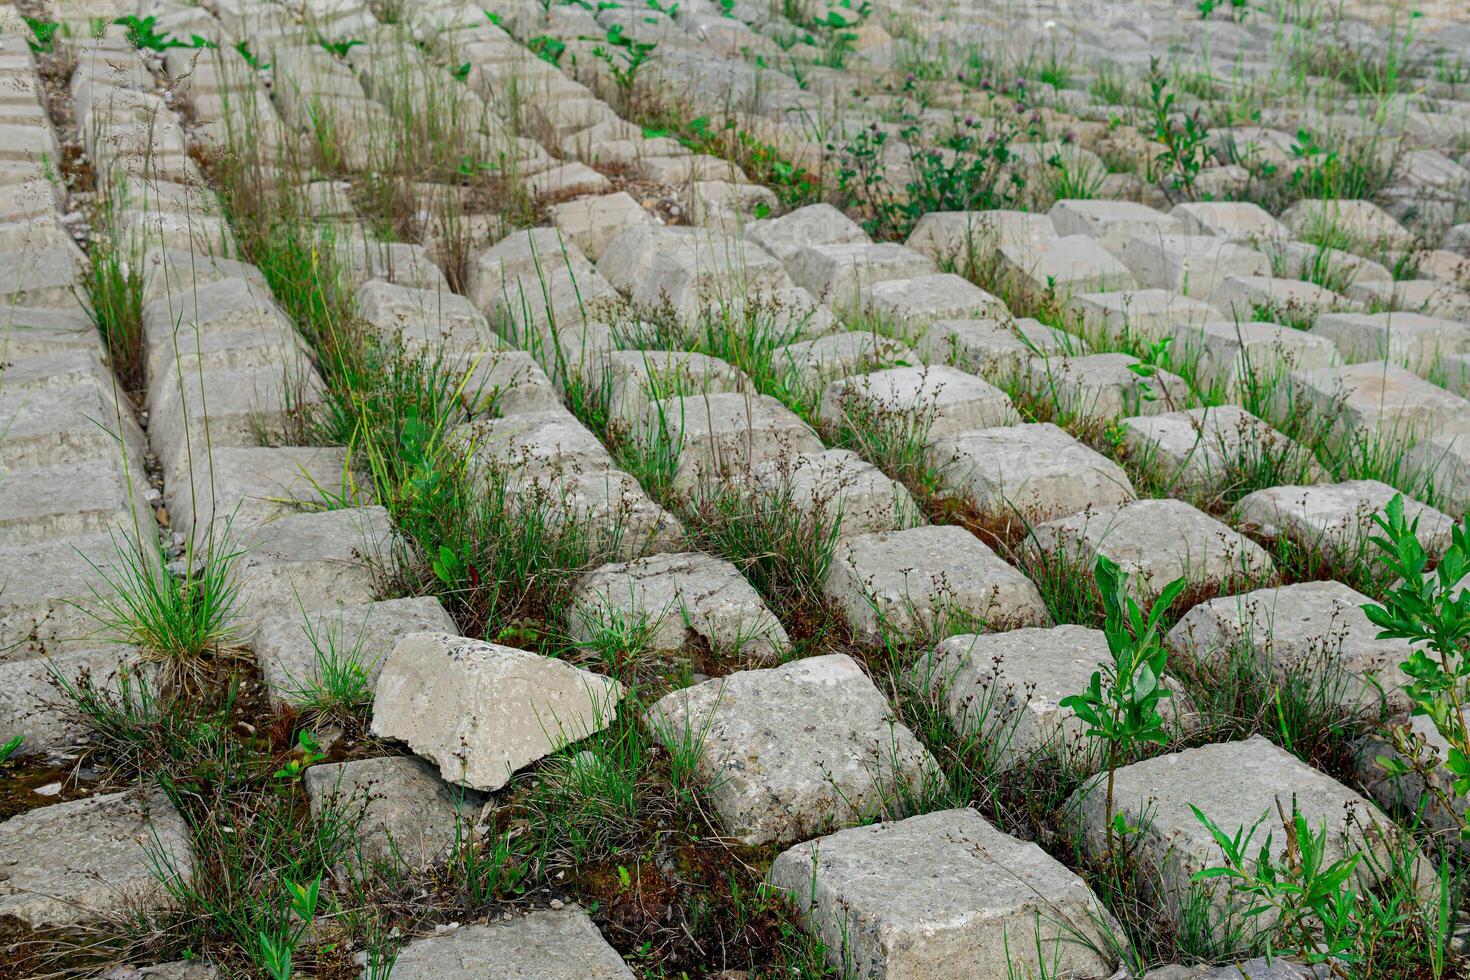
left=1208, top=274, right=1350, bottom=325
left=746, top=202, right=870, bottom=263
left=547, top=191, right=656, bottom=262
left=372, top=631, right=625, bottom=791
left=860, top=273, right=1007, bottom=331
left=904, top=209, right=1058, bottom=266
left=357, top=279, right=495, bottom=351
left=0, top=458, right=154, bottom=547
left=774, top=331, right=913, bottom=391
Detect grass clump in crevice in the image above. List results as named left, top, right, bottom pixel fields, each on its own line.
left=76, top=525, right=245, bottom=683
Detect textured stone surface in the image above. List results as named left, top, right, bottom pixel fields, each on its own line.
left=1022, top=352, right=1191, bottom=419
left=998, top=233, right=1136, bottom=296
left=750, top=448, right=924, bottom=539
left=818, top=364, right=1017, bottom=439
left=567, top=552, right=789, bottom=664
left=1288, top=361, right=1470, bottom=449
left=769, top=808, right=1121, bottom=979
left=1168, top=581, right=1410, bottom=713
left=1069, top=288, right=1219, bottom=344
left=601, top=349, right=747, bottom=431
left=861, top=272, right=1007, bottom=328
left=372, top=632, right=626, bottom=791
left=775, top=331, right=912, bottom=388
left=1119, top=406, right=1319, bottom=494
left=930, top=422, right=1137, bottom=529
left=787, top=242, right=936, bottom=311
left=0, top=647, right=144, bottom=755
left=165, top=446, right=356, bottom=539
left=229, top=506, right=397, bottom=630
left=1312, top=311, right=1470, bottom=373
left=0, top=790, right=192, bottom=928
left=647, top=654, right=939, bottom=845
left=1235, top=480, right=1454, bottom=562
left=304, top=755, right=481, bottom=867
left=825, top=524, right=1050, bottom=646
left=917, top=316, right=1082, bottom=383
left=386, top=908, right=634, bottom=978
left=645, top=391, right=824, bottom=490
left=918, top=625, right=1190, bottom=771
left=0, top=458, right=153, bottom=547
left=1209, top=274, right=1349, bottom=323
left=1119, top=234, right=1271, bottom=300
left=1406, top=430, right=1470, bottom=515
left=1027, top=498, right=1275, bottom=599
left=747, top=202, right=870, bottom=263
left=1172, top=319, right=1340, bottom=396
left=255, top=597, right=457, bottom=706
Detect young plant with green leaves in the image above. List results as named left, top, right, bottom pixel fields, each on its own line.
left=1362, top=494, right=1470, bottom=839
left=1146, top=58, right=1211, bottom=202
left=1190, top=802, right=1361, bottom=976
left=258, top=874, right=323, bottom=980
left=1061, top=555, right=1185, bottom=861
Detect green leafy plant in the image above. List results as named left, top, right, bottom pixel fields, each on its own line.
left=1190, top=802, right=1361, bottom=975
left=0, top=734, right=22, bottom=763
left=1363, top=494, right=1470, bottom=838
left=528, top=35, right=566, bottom=65
left=1146, top=58, right=1210, bottom=202
left=23, top=16, right=60, bottom=54
left=1062, top=555, right=1185, bottom=860
left=271, top=730, right=326, bottom=783
left=257, top=874, right=322, bottom=980
left=115, top=15, right=216, bottom=50
left=594, top=28, right=656, bottom=113
left=235, top=41, right=271, bottom=70
left=319, top=37, right=364, bottom=58
left=1126, top=336, right=1174, bottom=407
left=835, top=120, right=1022, bottom=240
